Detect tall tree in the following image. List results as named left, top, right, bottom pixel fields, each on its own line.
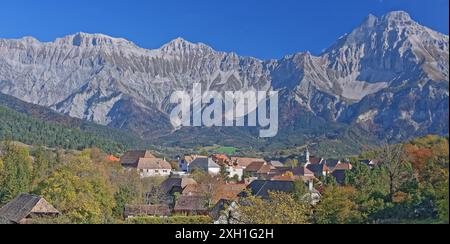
left=0, top=142, right=33, bottom=204
left=376, top=143, right=408, bottom=201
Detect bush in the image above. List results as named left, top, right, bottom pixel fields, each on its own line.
left=126, top=216, right=213, bottom=224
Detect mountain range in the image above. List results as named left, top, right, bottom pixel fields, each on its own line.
left=0, top=11, right=448, bottom=154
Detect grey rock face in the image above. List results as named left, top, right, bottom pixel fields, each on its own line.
left=0, top=11, right=448, bottom=141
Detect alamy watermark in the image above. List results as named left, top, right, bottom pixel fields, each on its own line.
left=170, top=83, right=279, bottom=138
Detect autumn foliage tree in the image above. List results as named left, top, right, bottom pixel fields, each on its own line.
left=237, top=191, right=311, bottom=224
left=315, top=186, right=364, bottom=224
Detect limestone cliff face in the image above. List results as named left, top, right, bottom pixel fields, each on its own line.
left=0, top=11, right=448, bottom=140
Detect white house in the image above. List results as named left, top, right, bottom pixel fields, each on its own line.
left=179, top=155, right=205, bottom=172
left=226, top=166, right=244, bottom=181
left=189, top=157, right=221, bottom=176
left=135, top=158, right=172, bottom=178
left=120, top=150, right=172, bottom=178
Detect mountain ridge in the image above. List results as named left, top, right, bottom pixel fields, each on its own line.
left=0, top=11, right=448, bottom=149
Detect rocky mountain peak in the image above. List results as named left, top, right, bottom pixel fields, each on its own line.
left=55, top=32, right=135, bottom=48
left=381, top=10, right=414, bottom=25
left=160, top=37, right=213, bottom=54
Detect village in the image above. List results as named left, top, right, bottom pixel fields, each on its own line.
left=0, top=146, right=378, bottom=224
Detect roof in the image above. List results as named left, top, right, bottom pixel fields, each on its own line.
left=293, top=166, right=315, bottom=177
left=271, top=173, right=300, bottom=181
left=124, top=204, right=171, bottom=218
left=325, top=159, right=341, bottom=170
left=120, top=150, right=156, bottom=166
left=333, top=163, right=353, bottom=171
left=306, top=164, right=326, bottom=177
left=182, top=155, right=206, bottom=164
left=136, top=158, right=171, bottom=170
left=269, top=161, right=285, bottom=168
left=0, top=194, right=59, bottom=224
left=160, top=177, right=197, bottom=195
left=213, top=184, right=247, bottom=203
left=245, top=180, right=295, bottom=199
left=182, top=184, right=205, bottom=196
left=106, top=155, right=120, bottom=162
left=331, top=163, right=353, bottom=184
left=174, top=196, right=208, bottom=213
left=212, top=154, right=230, bottom=162
left=231, top=157, right=266, bottom=168
left=189, top=158, right=220, bottom=172
left=309, top=156, right=323, bottom=164
left=245, top=161, right=267, bottom=172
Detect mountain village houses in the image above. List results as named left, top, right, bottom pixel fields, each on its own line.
left=115, top=148, right=365, bottom=223
left=120, top=150, right=172, bottom=178
left=0, top=147, right=371, bottom=224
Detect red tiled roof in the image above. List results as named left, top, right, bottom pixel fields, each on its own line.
left=106, top=155, right=120, bottom=162
left=213, top=184, right=247, bottom=203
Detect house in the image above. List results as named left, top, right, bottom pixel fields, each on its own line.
left=331, top=163, right=353, bottom=184
left=160, top=177, right=197, bottom=195
left=226, top=166, right=244, bottom=181
left=136, top=158, right=172, bottom=178
left=231, top=157, right=266, bottom=169
left=244, top=161, right=274, bottom=179
left=0, top=194, right=59, bottom=224
left=179, top=155, right=205, bottom=172
left=243, top=180, right=295, bottom=199
left=306, top=163, right=330, bottom=178
left=173, top=196, right=209, bottom=216
left=211, top=154, right=231, bottom=166
left=189, top=157, right=221, bottom=175
left=210, top=154, right=244, bottom=180
left=293, top=165, right=315, bottom=180
left=213, top=183, right=247, bottom=204
left=120, top=150, right=172, bottom=178
left=120, top=150, right=156, bottom=166
left=325, top=159, right=341, bottom=171
left=123, top=204, right=171, bottom=219
left=182, top=184, right=205, bottom=197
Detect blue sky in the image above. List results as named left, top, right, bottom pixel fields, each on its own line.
left=0, top=0, right=448, bottom=59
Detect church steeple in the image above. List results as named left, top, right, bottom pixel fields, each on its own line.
left=305, top=147, right=310, bottom=165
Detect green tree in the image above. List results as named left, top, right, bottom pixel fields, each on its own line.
left=35, top=156, right=116, bottom=224
left=31, top=147, right=53, bottom=186
left=238, top=191, right=311, bottom=224
left=376, top=143, right=408, bottom=201
left=0, top=142, right=33, bottom=204
left=315, top=186, right=364, bottom=224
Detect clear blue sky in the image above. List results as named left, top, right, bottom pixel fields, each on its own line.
left=0, top=0, right=448, bottom=59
